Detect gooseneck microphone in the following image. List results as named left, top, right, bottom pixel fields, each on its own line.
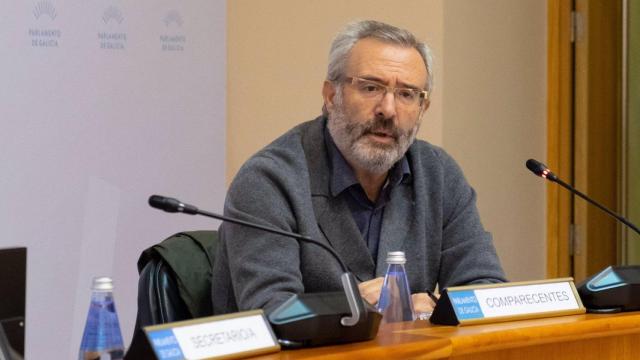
left=525, top=159, right=640, bottom=235
left=148, top=195, right=348, bottom=270
left=525, top=159, right=640, bottom=312
left=148, top=194, right=381, bottom=346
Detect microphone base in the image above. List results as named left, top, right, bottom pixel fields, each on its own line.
left=577, top=265, right=640, bottom=312
left=268, top=292, right=382, bottom=348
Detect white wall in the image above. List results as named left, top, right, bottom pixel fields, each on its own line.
left=0, top=1, right=226, bottom=358
left=442, top=0, right=547, bottom=280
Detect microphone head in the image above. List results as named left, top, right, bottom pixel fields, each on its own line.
left=526, top=159, right=546, bottom=176
left=148, top=195, right=180, bottom=212
left=525, top=159, right=557, bottom=181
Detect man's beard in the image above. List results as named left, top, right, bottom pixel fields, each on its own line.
left=327, top=88, right=421, bottom=175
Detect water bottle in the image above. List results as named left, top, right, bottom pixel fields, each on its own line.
left=78, top=277, right=125, bottom=360
left=376, top=251, right=415, bottom=323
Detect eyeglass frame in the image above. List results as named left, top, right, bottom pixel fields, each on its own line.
left=340, top=76, right=431, bottom=107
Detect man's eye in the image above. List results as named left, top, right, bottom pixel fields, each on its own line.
left=398, top=89, right=416, bottom=99
left=361, top=83, right=381, bottom=92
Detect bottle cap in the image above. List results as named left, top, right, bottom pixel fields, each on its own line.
left=92, top=277, right=114, bottom=291
left=386, top=251, right=406, bottom=264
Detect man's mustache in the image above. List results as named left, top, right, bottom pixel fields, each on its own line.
left=358, top=117, right=401, bottom=140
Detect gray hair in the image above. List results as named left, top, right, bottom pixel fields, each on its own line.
left=327, top=20, right=434, bottom=92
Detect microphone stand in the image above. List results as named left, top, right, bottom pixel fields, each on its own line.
left=148, top=195, right=380, bottom=346
left=190, top=209, right=364, bottom=327
left=526, top=160, right=639, bottom=235
left=526, top=159, right=640, bottom=312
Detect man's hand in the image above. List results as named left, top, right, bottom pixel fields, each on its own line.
left=412, top=293, right=438, bottom=314
left=358, top=277, right=384, bottom=305
left=358, top=278, right=439, bottom=314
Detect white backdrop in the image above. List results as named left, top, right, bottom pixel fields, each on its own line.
left=0, top=1, right=226, bottom=358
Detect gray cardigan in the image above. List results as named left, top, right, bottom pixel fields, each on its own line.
left=212, top=116, right=506, bottom=314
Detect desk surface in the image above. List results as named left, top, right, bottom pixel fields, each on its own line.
left=252, top=312, right=640, bottom=359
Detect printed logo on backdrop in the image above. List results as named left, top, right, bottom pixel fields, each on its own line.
left=29, top=1, right=61, bottom=48
left=160, top=10, right=186, bottom=52
left=98, top=6, right=127, bottom=50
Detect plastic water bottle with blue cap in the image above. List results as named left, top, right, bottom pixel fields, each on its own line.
left=376, top=251, right=415, bottom=323
left=78, top=277, right=125, bottom=360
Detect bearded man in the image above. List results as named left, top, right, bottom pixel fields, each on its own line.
left=212, top=20, right=506, bottom=316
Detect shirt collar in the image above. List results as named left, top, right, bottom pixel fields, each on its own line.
left=324, top=123, right=411, bottom=198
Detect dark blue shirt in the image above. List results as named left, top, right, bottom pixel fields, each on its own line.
left=325, top=127, right=411, bottom=261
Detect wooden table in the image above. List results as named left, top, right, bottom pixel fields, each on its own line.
left=252, top=312, right=640, bottom=359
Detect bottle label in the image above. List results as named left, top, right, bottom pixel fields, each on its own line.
left=79, top=299, right=124, bottom=352
left=377, top=266, right=415, bottom=322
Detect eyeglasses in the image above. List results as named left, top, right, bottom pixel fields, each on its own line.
left=343, top=76, right=430, bottom=107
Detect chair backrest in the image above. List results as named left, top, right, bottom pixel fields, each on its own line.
left=125, top=230, right=218, bottom=359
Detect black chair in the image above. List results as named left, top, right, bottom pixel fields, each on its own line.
left=124, top=230, right=218, bottom=359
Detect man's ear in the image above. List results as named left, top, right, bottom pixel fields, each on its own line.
left=322, top=80, right=337, bottom=112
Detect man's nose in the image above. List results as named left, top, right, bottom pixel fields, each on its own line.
left=375, top=91, right=397, bottom=119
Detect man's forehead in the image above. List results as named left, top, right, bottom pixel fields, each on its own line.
left=345, top=38, right=427, bottom=88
